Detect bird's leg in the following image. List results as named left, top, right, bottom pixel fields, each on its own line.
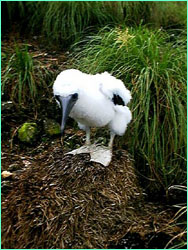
left=89, top=132, right=115, bottom=166
left=108, top=132, right=115, bottom=149
left=85, top=127, right=91, bottom=146
left=66, top=126, right=91, bottom=155
left=67, top=128, right=114, bottom=167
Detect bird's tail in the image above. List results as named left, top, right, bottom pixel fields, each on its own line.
left=109, top=106, right=132, bottom=136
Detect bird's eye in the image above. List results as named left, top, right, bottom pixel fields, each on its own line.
left=72, top=93, right=78, bottom=100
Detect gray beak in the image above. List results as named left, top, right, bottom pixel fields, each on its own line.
left=56, top=95, right=77, bottom=135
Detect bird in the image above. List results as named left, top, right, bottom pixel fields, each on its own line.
left=53, top=69, right=132, bottom=166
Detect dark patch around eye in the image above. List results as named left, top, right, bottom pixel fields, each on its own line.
left=72, top=93, right=78, bottom=100
left=112, top=94, right=125, bottom=106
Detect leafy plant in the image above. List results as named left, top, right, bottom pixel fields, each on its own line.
left=2, top=2, right=186, bottom=47
left=2, top=45, right=53, bottom=106
left=70, top=26, right=187, bottom=191
left=29, top=1, right=126, bottom=46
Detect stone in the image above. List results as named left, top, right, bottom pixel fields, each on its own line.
left=18, top=122, right=38, bottom=143
left=1, top=171, right=13, bottom=179
left=43, top=119, right=60, bottom=136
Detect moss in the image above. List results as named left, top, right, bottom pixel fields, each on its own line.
left=18, top=122, right=38, bottom=143
left=43, top=119, right=60, bottom=136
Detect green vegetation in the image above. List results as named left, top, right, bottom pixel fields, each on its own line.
left=43, top=119, right=61, bottom=136
left=2, top=1, right=187, bottom=47
left=70, top=26, right=187, bottom=191
left=18, top=122, right=38, bottom=143
left=2, top=45, right=53, bottom=106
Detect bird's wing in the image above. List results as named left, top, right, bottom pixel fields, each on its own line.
left=98, top=72, right=131, bottom=106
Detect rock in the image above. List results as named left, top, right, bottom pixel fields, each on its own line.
left=43, top=119, right=60, bottom=136
left=1, top=171, right=13, bottom=179
left=18, top=122, right=38, bottom=143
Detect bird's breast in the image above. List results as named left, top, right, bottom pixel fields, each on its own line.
left=70, top=95, right=115, bottom=127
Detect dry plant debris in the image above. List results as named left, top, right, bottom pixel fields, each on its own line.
left=1, top=148, right=184, bottom=249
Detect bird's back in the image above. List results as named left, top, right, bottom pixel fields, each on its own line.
left=95, top=72, right=131, bottom=106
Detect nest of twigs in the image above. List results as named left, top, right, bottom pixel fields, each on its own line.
left=2, top=147, right=181, bottom=249
left=2, top=148, right=144, bottom=249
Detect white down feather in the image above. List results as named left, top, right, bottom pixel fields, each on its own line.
left=53, top=69, right=132, bottom=136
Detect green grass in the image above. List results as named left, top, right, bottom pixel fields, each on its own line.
left=2, top=2, right=187, bottom=48
left=150, top=2, right=187, bottom=29
left=2, top=45, right=53, bottom=106
left=69, top=26, right=187, bottom=191
left=28, top=1, right=129, bottom=46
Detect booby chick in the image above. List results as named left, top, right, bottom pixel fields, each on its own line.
left=53, top=69, right=132, bottom=166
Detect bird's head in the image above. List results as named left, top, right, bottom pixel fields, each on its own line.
left=55, top=93, right=78, bottom=135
